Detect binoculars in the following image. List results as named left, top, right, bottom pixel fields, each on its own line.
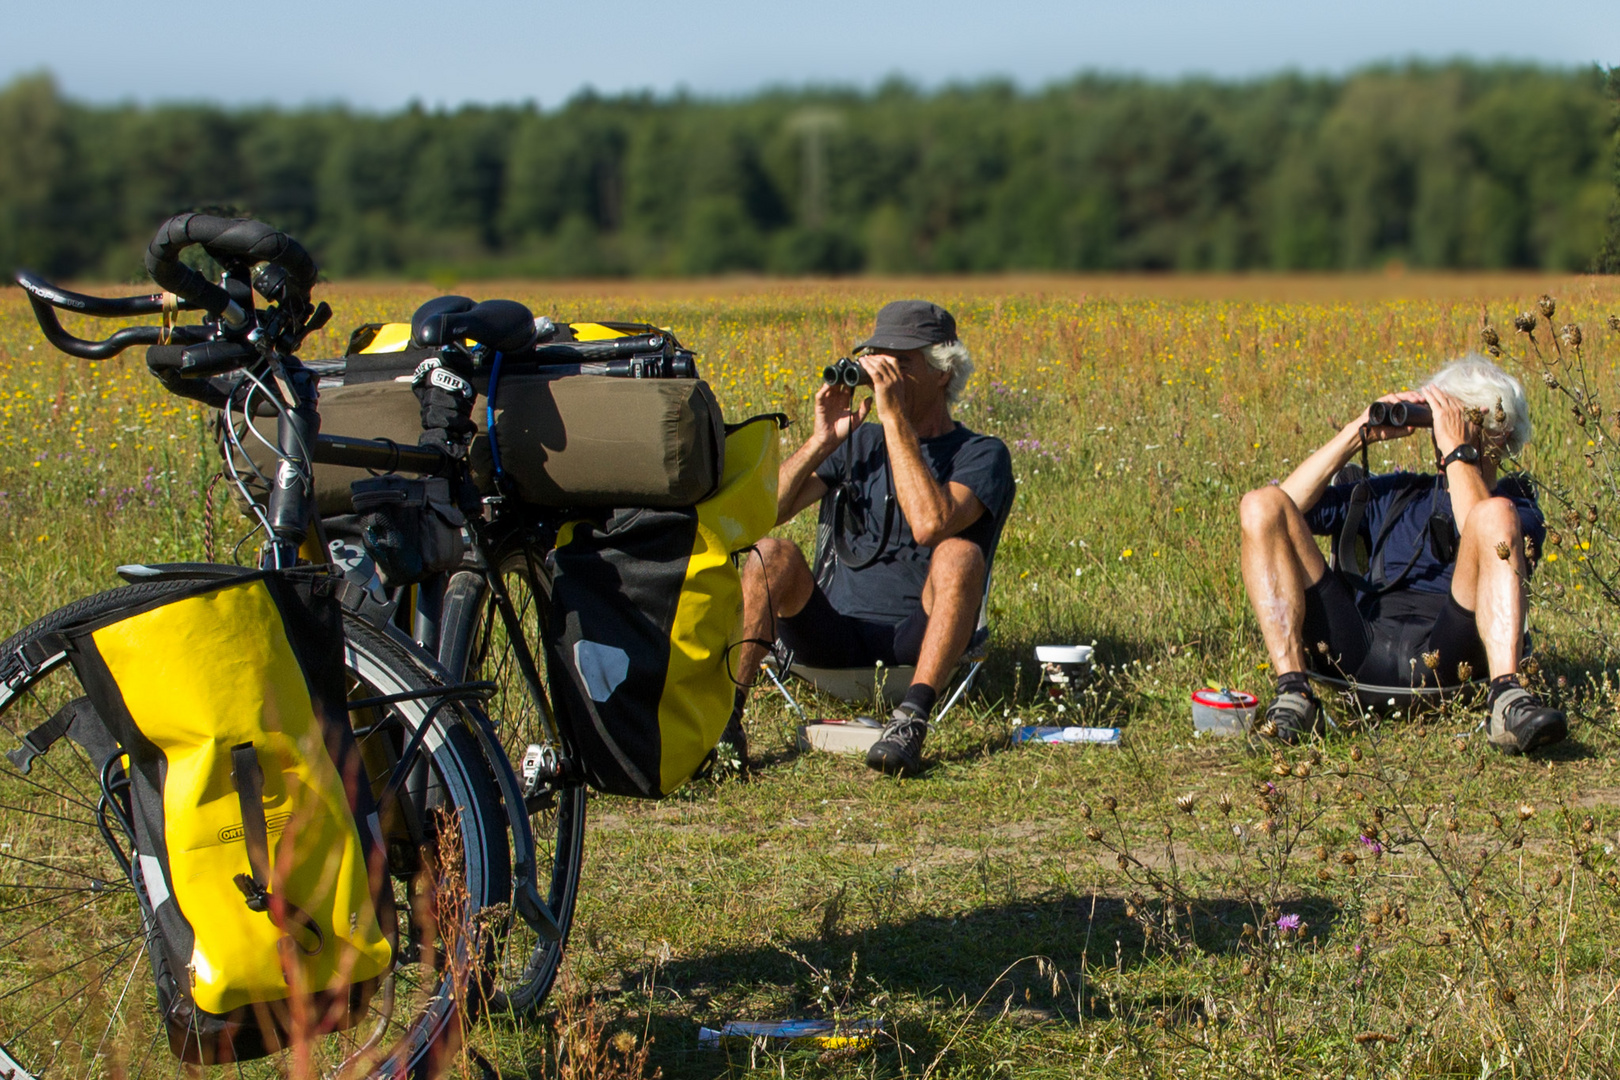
left=823, top=357, right=872, bottom=389
left=1366, top=400, right=1432, bottom=428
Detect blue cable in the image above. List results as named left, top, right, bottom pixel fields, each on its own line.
left=486, top=350, right=506, bottom=486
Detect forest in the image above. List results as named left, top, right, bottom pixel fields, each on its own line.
left=0, top=63, right=1616, bottom=280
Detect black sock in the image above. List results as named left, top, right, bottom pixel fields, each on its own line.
left=1275, top=671, right=1311, bottom=698
left=900, top=683, right=938, bottom=719
left=728, top=686, right=747, bottom=728
left=1487, top=673, right=1523, bottom=707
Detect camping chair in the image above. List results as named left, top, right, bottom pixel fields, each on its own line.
left=760, top=510, right=1003, bottom=726
left=1306, top=461, right=1511, bottom=720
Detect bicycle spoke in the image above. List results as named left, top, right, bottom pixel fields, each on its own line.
left=12, top=930, right=142, bottom=1048
left=0, top=892, right=125, bottom=953
left=0, top=850, right=121, bottom=886
left=90, top=937, right=150, bottom=1070
left=0, top=929, right=143, bottom=1006
left=0, top=888, right=129, bottom=931
left=0, top=761, right=101, bottom=818
left=0, top=800, right=99, bottom=829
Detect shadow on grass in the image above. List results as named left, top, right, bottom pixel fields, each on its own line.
left=621, top=891, right=1340, bottom=1078
left=641, top=891, right=1340, bottom=1015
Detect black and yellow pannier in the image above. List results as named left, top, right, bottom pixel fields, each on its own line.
left=542, top=413, right=782, bottom=797
left=59, top=570, right=394, bottom=1062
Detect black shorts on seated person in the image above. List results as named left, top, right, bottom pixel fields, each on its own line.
left=776, top=583, right=929, bottom=669
left=1302, top=570, right=1490, bottom=688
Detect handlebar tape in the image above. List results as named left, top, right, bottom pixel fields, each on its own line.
left=412, top=298, right=538, bottom=354
left=145, top=214, right=317, bottom=317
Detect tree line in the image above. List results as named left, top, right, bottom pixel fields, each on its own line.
left=1, top=63, right=1617, bottom=280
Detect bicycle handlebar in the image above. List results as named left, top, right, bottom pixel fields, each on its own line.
left=145, top=214, right=317, bottom=327
left=15, top=272, right=211, bottom=360
left=15, top=272, right=202, bottom=318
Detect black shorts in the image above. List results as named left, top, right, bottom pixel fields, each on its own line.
left=1302, top=571, right=1489, bottom=688
left=776, top=584, right=929, bottom=668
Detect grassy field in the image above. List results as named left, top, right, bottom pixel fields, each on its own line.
left=5, top=272, right=1620, bottom=1077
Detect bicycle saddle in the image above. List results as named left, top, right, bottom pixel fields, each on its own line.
left=411, top=295, right=539, bottom=353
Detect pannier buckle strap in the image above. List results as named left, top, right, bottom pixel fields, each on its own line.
left=10, top=632, right=66, bottom=683
left=229, top=742, right=325, bottom=956
left=5, top=702, right=78, bottom=775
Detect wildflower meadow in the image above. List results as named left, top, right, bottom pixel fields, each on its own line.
left=4, top=271, right=1620, bottom=1077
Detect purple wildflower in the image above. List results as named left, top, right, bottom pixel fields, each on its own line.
left=1276, top=913, right=1302, bottom=932
left=1359, top=834, right=1383, bottom=854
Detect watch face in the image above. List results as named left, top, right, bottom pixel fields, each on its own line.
left=1450, top=445, right=1480, bottom=464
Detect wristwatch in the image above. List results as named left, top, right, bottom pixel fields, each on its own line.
left=1441, top=444, right=1481, bottom=469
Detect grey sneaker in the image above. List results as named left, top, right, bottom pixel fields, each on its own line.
left=866, top=710, right=928, bottom=776
left=1264, top=690, right=1325, bottom=744
left=1488, top=687, right=1567, bottom=755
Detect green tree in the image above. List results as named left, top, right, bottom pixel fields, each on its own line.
left=1596, top=66, right=1620, bottom=273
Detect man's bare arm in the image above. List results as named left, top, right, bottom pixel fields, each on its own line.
left=1278, top=392, right=1426, bottom=513
left=776, top=446, right=831, bottom=524
left=776, top=380, right=871, bottom=526
left=882, top=411, right=986, bottom=545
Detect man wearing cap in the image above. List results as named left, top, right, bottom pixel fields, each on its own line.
left=726, top=300, right=1015, bottom=776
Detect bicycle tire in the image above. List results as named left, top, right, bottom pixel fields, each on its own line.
left=0, top=578, right=510, bottom=1079
left=439, top=547, right=587, bottom=1017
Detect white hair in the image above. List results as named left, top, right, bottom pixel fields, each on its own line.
left=1427, top=353, right=1533, bottom=456
left=924, top=340, right=974, bottom=404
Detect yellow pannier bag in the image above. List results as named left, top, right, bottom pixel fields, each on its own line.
left=542, top=414, right=784, bottom=797
left=61, top=570, right=393, bottom=1064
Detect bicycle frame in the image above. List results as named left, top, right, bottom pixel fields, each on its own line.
left=16, top=220, right=570, bottom=949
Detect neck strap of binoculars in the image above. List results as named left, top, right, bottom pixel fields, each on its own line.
left=831, top=429, right=896, bottom=571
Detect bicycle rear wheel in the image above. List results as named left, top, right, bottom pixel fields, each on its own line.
left=440, top=545, right=587, bottom=1017
left=0, top=579, right=510, bottom=1079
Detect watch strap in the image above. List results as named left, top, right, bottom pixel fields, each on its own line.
left=1441, top=445, right=1480, bottom=468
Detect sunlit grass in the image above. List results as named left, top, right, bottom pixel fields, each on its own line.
left=3, top=272, right=1620, bottom=1077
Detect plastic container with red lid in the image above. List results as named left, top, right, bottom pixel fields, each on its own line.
left=1191, top=687, right=1258, bottom=736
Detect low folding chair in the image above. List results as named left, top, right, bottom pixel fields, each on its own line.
left=761, top=511, right=1002, bottom=725
left=1308, top=673, right=1482, bottom=717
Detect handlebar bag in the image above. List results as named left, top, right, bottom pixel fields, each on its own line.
left=234, top=318, right=721, bottom=515
left=56, top=570, right=394, bottom=1063
left=235, top=375, right=724, bottom=516
left=542, top=414, right=782, bottom=798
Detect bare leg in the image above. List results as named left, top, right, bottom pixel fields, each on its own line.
left=913, top=538, right=987, bottom=692
left=735, top=537, right=816, bottom=689
left=1447, top=496, right=1528, bottom=679
left=1239, top=485, right=1329, bottom=676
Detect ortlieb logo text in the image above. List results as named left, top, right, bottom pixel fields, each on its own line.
left=218, top=812, right=294, bottom=844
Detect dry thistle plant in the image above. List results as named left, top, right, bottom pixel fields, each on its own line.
left=530, top=976, right=660, bottom=1080
left=1480, top=295, right=1620, bottom=718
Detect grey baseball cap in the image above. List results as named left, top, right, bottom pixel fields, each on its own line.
left=854, top=299, right=958, bottom=352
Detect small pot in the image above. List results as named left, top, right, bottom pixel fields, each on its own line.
left=1191, top=687, right=1258, bottom=736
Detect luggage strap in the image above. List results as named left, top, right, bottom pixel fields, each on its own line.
left=230, top=742, right=325, bottom=956
left=6, top=700, right=78, bottom=774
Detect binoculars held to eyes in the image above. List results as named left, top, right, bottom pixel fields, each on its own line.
left=1366, top=400, right=1433, bottom=428
left=823, top=357, right=873, bottom=389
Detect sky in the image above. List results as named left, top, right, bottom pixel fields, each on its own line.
left=4, top=0, right=1617, bottom=110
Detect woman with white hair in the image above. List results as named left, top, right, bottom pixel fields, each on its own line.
left=1237, top=353, right=1565, bottom=753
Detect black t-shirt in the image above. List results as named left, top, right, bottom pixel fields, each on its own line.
left=1305, top=472, right=1545, bottom=595
left=812, top=421, right=1014, bottom=624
